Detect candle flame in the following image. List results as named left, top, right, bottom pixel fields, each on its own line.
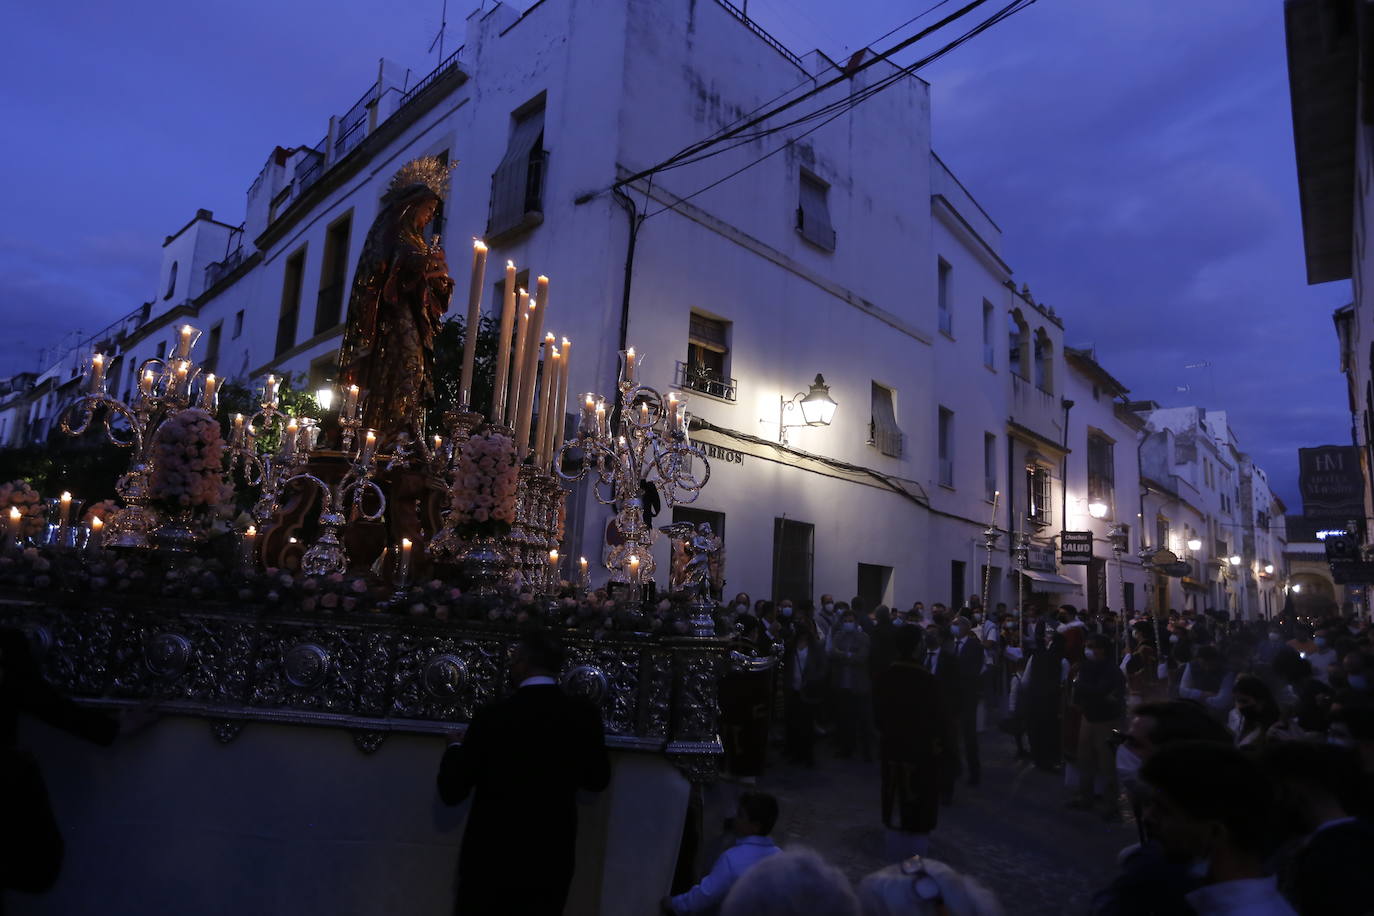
left=60, top=491, right=71, bottom=502
left=8, top=507, right=18, bottom=520
left=91, top=516, right=103, bottom=530
left=562, top=336, right=570, bottom=347
left=580, top=556, right=588, bottom=565
left=507, top=260, right=515, bottom=269
left=473, top=238, right=488, bottom=252
left=401, top=537, right=412, bottom=549
left=246, top=525, right=256, bottom=537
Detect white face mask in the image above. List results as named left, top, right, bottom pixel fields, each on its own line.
left=823, top=603, right=835, bottom=613
left=1085, top=649, right=1099, bottom=661
left=735, top=604, right=747, bottom=613
left=842, top=621, right=857, bottom=632
left=892, top=618, right=905, bottom=627
left=781, top=607, right=793, bottom=617
left=1169, top=634, right=1179, bottom=644
left=973, top=614, right=983, bottom=623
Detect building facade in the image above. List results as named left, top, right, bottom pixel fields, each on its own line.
left=4, top=0, right=1288, bottom=614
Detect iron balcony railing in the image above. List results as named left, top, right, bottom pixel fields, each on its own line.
left=675, top=361, right=737, bottom=402
left=399, top=46, right=464, bottom=109
left=712, top=0, right=806, bottom=71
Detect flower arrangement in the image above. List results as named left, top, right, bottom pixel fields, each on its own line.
left=449, top=427, right=518, bottom=537
left=148, top=408, right=232, bottom=510
left=82, top=499, right=118, bottom=527
left=0, top=479, right=45, bottom=537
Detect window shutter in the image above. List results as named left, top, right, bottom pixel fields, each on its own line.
left=488, top=109, right=546, bottom=238
left=870, top=383, right=903, bottom=458
left=688, top=314, right=728, bottom=351
left=797, top=173, right=836, bottom=250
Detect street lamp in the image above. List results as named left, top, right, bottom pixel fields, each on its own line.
left=315, top=386, right=334, bottom=412
left=1228, top=555, right=1242, bottom=566
left=1186, top=538, right=1202, bottom=552
left=1264, top=563, right=1275, bottom=575
left=779, top=373, right=838, bottom=446
left=1088, top=500, right=1109, bottom=520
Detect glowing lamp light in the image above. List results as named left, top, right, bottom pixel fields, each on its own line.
left=316, top=386, right=334, bottom=411
left=798, top=374, right=838, bottom=427
left=1228, top=555, right=1242, bottom=566
left=1264, top=564, right=1275, bottom=575
left=1087, top=500, right=1109, bottom=520
left=1186, top=538, right=1202, bottom=552
left=1292, top=583, right=1303, bottom=593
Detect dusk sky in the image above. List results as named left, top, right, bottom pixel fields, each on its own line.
left=0, top=0, right=1351, bottom=507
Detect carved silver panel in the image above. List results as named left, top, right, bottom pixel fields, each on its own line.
left=145, top=633, right=191, bottom=677
left=424, top=654, right=469, bottom=699
left=285, top=643, right=331, bottom=689
left=560, top=664, right=609, bottom=705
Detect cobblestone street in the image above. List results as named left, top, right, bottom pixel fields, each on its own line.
left=701, top=726, right=1136, bottom=915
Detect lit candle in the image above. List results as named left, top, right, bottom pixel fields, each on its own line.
left=508, top=294, right=532, bottom=424
left=88, top=515, right=104, bottom=552
left=302, top=424, right=320, bottom=453
left=87, top=353, right=106, bottom=395
left=623, top=347, right=636, bottom=386
left=140, top=369, right=155, bottom=397
left=580, top=394, right=597, bottom=437
left=60, top=491, right=72, bottom=519
left=7, top=506, right=21, bottom=547
left=399, top=537, right=413, bottom=585
left=628, top=554, right=641, bottom=584
left=360, top=429, right=378, bottom=464
left=175, top=324, right=197, bottom=360
left=343, top=384, right=360, bottom=418
left=282, top=418, right=299, bottom=457
left=242, top=525, right=257, bottom=570
left=595, top=398, right=608, bottom=439
left=264, top=374, right=279, bottom=407
left=534, top=340, right=558, bottom=467
left=513, top=297, right=545, bottom=459
left=232, top=413, right=245, bottom=447
left=549, top=549, right=560, bottom=567
left=667, top=393, right=680, bottom=431
left=552, top=337, right=571, bottom=462
left=174, top=361, right=189, bottom=399
left=639, top=402, right=650, bottom=425
left=58, top=492, right=72, bottom=545
left=459, top=239, right=488, bottom=408
left=579, top=556, right=589, bottom=578
left=201, top=373, right=218, bottom=412
left=433, top=435, right=443, bottom=457
left=492, top=262, right=519, bottom=422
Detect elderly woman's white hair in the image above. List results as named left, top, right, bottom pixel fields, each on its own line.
left=720, top=848, right=859, bottom=916
left=857, top=858, right=1003, bottom=916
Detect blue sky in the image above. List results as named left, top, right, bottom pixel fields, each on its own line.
left=0, top=0, right=1350, bottom=506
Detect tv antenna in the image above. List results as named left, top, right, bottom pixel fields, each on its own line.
left=429, top=0, right=449, bottom=62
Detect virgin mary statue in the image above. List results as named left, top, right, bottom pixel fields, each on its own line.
left=337, top=156, right=455, bottom=446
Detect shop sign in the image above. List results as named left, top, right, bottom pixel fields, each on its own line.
left=1060, top=531, right=1094, bottom=566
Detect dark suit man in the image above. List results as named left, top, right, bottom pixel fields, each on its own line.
left=437, top=629, right=611, bottom=915
left=949, top=617, right=985, bottom=787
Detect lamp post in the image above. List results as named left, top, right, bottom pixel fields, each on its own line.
left=778, top=374, right=838, bottom=446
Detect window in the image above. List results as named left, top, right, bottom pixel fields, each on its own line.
left=984, top=433, right=997, bottom=502
left=315, top=211, right=352, bottom=334
left=673, top=505, right=725, bottom=543
left=1026, top=464, right=1053, bottom=526
left=681, top=312, right=735, bottom=401
left=427, top=151, right=449, bottom=244
left=204, top=323, right=223, bottom=375
left=938, top=407, right=954, bottom=487
left=164, top=261, right=178, bottom=300
left=937, top=258, right=953, bottom=336
left=870, top=382, right=903, bottom=458
left=276, top=246, right=307, bottom=356
left=982, top=300, right=995, bottom=367
left=1087, top=432, right=1114, bottom=507
left=155, top=341, right=166, bottom=360
left=1008, top=310, right=1029, bottom=379
left=797, top=170, right=836, bottom=251
left=232, top=309, right=244, bottom=339
left=950, top=560, right=966, bottom=610
left=308, top=351, right=338, bottom=390
left=857, top=563, right=892, bottom=612
left=488, top=98, right=547, bottom=240
left=1033, top=329, right=1053, bottom=393
left=772, top=518, right=814, bottom=605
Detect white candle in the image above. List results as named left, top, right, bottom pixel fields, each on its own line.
left=552, top=337, right=571, bottom=462
left=580, top=394, right=597, bottom=437
left=343, top=384, right=360, bottom=418
left=201, top=373, right=218, bottom=412
left=264, top=374, right=279, bottom=407
left=174, top=362, right=190, bottom=399
left=140, top=369, right=155, bottom=397
left=623, top=347, right=637, bottom=386
left=595, top=398, right=608, bottom=439
left=492, top=262, right=518, bottom=422
left=88, top=515, right=104, bottom=552
left=242, top=525, right=257, bottom=570
left=534, top=341, right=558, bottom=468
left=59, top=491, right=72, bottom=518
left=87, top=353, right=106, bottom=395
left=459, top=239, right=488, bottom=408
left=580, top=556, right=588, bottom=577
left=667, top=394, right=680, bottom=432
left=513, top=298, right=545, bottom=459
left=433, top=435, right=443, bottom=457
left=628, top=554, right=641, bottom=584
left=508, top=294, right=532, bottom=424
left=639, top=402, right=650, bottom=426
left=232, top=413, right=245, bottom=447
left=282, top=418, right=299, bottom=457
left=58, top=492, right=72, bottom=544
left=399, top=537, right=413, bottom=584
left=549, top=549, right=560, bottom=567
left=360, top=430, right=378, bottom=464
left=175, top=324, right=196, bottom=360
left=8, top=506, right=21, bottom=546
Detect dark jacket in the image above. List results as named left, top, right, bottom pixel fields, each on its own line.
left=438, top=683, right=611, bottom=916
left=1073, top=656, right=1126, bottom=723
left=1284, top=818, right=1374, bottom=915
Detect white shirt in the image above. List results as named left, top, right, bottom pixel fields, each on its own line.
left=1179, top=665, right=1235, bottom=713
left=1304, top=648, right=1338, bottom=684
left=791, top=646, right=809, bottom=691
left=669, top=836, right=779, bottom=914
left=1183, top=877, right=1297, bottom=916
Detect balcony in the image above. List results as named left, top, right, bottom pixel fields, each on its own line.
left=674, top=361, right=736, bottom=402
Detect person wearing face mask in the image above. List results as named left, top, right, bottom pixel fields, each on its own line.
left=720, top=615, right=780, bottom=783
left=1023, top=630, right=1067, bottom=772
left=1066, top=635, right=1127, bottom=819
left=1304, top=629, right=1339, bottom=685
left=1227, top=675, right=1280, bottom=749
left=1178, top=646, right=1235, bottom=718
left=829, top=610, right=872, bottom=761
left=948, top=616, right=985, bottom=788
left=816, top=595, right=838, bottom=643
left=1137, top=742, right=1295, bottom=916
left=1340, top=650, right=1372, bottom=697
left=783, top=623, right=825, bottom=766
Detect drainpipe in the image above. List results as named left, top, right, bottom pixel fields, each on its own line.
left=611, top=187, right=642, bottom=402
left=1060, top=398, right=1074, bottom=543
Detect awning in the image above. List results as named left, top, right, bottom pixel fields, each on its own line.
left=1021, top=569, right=1083, bottom=593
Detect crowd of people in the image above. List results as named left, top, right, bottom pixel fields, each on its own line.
left=710, top=591, right=1374, bottom=915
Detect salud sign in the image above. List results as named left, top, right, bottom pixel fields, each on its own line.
left=1061, top=531, right=1094, bottom=566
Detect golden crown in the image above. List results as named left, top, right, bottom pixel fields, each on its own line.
left=387, top=156, right=456, bottom=198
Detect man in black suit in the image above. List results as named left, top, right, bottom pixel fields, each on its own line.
left=948, top=616, right=985, bottom=787
left=437, top=629, right=611, bottom=915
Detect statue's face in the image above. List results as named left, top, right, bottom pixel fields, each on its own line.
left=412, top=198, right=439, bottom=229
